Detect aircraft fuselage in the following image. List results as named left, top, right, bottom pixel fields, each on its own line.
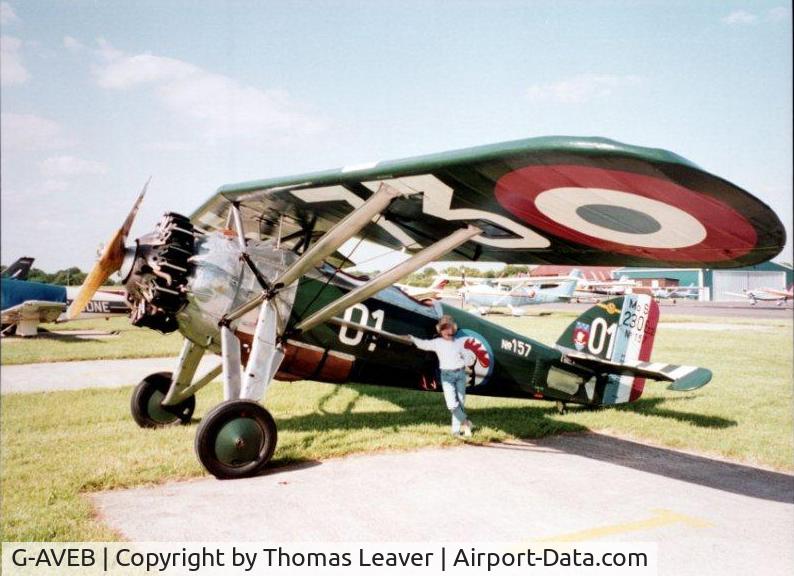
left=125, top=228, right=604, bottom=407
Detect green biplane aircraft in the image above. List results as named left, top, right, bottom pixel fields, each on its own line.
left=67, top=136, right=785, bottom=479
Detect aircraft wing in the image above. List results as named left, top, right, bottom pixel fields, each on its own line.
left=562, top=351, right=712, bottom=391
left=488, top=275, right=576, bottom=286
left=582, top=279, right=635, bottom=287
left=1, top=300, right=65, bottom=326
left=394, top=284, right=442, bottom=301
left=758, top=288, right=792, bottom=298
left=192, top=136, right=785, bottom=268
left=722, top=291, right=750, bottom=298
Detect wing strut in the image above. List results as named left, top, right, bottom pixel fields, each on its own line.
left=295, top=225, right=481, bottom=334
left=215, top=181, right=413, bottom=403
left=223, top=182, right=407, bottom=324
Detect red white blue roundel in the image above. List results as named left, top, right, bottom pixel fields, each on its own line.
left=456, top=329, right=494, bottom=387
left=494, top=164, right=759, bottom=262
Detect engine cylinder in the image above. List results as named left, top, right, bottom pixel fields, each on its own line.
left=125, top=212, right=196, bottom=333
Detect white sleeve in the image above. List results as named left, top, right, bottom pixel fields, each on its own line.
left=410, top=336, right=437, bottom=352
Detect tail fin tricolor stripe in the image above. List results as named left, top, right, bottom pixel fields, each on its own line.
left=602, top=294, right=659, bottom=404
left=629, top=297, right=659, bottom=401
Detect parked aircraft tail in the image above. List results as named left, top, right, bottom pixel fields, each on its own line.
left=544, top=269, right=582, bottom=300
left=2, top=257, right=35, bottom=281
left=554, top=294, right=710, bottom=404
left=429, top=276, right=449, bottom=291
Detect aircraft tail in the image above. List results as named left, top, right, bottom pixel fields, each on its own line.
left=556, top=294, right=660, bottom=403
left=545, top=269, right=581, bottom=299
left=2, top=257, right=35, bottom=280
left=429, top=276, right=449, bottom=290
left=564, top=269, right=582, bottom=296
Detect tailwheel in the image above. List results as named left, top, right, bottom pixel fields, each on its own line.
left=555, top=401, right=568, bottom=415
left=131, top=371, right=195, bottom=428
left=195, top=400, right=277, bottom=479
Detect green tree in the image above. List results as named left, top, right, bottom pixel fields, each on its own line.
left=51, top=267, right=86, bottom=286
left=26, top=268, right=52, bottom=283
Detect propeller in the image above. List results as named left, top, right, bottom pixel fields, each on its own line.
left=65, top=180, right=149, bottom=320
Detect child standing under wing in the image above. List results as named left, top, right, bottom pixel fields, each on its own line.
left=409, top=315, right=476, bottom=437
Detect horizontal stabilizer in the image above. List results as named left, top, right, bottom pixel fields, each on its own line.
left=666, top=368, right=713, bottom=391
left=563, top=351, right=712, bottom=391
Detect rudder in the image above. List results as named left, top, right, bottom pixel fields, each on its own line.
left=557, top=295, right=659, bottom=403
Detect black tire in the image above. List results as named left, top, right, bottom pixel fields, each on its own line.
left=130, top=371, right=196, bottom=428
left=195, top=400, right=277, bottom=480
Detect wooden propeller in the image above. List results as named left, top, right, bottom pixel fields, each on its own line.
left=65, top=180, right=149, bottom=320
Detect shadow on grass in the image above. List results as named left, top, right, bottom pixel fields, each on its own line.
left=21, top=328, right=120, bottom=342
left=276, top=382, right=735, bottom=436
left=260, top=383, right=791, bottom=502
left=612, top=396, right=737, bottom=429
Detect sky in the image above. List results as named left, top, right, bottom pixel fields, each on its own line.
left=1, top=0, right=791, bottom=274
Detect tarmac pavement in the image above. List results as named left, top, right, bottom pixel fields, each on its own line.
left=0, top=356, right=218, bottom=394
left=92, top=433, right=794, bottom=576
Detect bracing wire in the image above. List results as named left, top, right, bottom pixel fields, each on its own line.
left=292, top=217, right=387, bottom=322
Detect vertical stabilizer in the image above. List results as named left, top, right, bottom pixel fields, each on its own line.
left=557, top=294, right=659, bottom=403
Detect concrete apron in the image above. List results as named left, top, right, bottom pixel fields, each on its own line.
left=92, top=433, right=794, bottom=576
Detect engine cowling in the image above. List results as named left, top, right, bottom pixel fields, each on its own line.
left=123, top=212, right=196, bottom=333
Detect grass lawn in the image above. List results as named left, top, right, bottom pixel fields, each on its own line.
left=0, top=317, right=184, bottom=365
left=1, top=311, right=791, bottom=541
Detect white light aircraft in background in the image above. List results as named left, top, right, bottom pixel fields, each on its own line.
left=725, top=286, right=792, bottom=305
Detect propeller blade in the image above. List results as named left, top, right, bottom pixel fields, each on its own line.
left=65, top=181, right=149, bottom=320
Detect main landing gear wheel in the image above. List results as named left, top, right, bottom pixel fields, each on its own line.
left=130, top=371, right=196, bottom=428
left=195, top=400, right=278, bottom=480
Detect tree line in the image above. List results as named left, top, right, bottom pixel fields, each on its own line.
left=343, top=265, right=533, bottom=287
left=2, top=262, right=533, bottom=288
left=0, top=265, right=121, bottom=286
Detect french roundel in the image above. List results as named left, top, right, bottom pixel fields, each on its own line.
left=494, top=164, right=759, bottom=262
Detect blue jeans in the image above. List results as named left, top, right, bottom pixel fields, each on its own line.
left=440, top=368, right=468, bottom=433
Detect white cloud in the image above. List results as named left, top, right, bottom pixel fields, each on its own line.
left=41, top=179, right=70, bottom=193
left=40, top=155, right=108, bottom=178
left=1, top=35, right=29, bottom=85
left=722, top=10, right=758, bottom=25
left=91, top=40, right=325, bottom=142
left=146, top=140, right=197, bottom=152
left=0, top=113, right=75, bottom=151
left=63, top=36, right=84, bottom=52
left=527, top=73, right=642, bottom=104
left=1, top=2, right=18, bottom=25
left=767, top=6, right=791, bottom=22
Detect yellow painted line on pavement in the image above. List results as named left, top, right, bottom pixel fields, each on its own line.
left=537, top=509, right=713, bottom=542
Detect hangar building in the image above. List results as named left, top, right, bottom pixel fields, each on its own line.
left=613, top=262, right=793, bottom=302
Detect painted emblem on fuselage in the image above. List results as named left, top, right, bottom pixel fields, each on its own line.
left=456, top=328, right=494, bottom=387
left=596, top=302, right=620, bottom=315
left=573, top=321, right=591, bottom=351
